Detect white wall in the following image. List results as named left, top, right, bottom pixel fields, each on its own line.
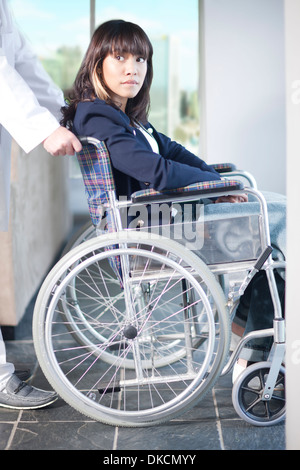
left=0, top=143, right=71, bottom=326
left=199, top=0, right=286, bottom=194
left=285, top=0, right=300, bottom=451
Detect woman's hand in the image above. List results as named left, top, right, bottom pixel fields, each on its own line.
left=215, top=193, right=248, bottom=204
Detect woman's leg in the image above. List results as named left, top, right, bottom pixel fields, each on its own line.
left=237, top=270, right=285, bottom=362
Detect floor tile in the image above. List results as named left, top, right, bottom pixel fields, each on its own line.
left=0, top=423, right=15, bottom=450
left=220, top=419, right=285, bottom=450
left=7, top=421, right=116, bottom=450
left=117, top=420, right=222, bottom=451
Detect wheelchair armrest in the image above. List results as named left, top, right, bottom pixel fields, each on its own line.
left=131, top=179, right=244, bottom=204
left=212, top=163, right=237, bottom=173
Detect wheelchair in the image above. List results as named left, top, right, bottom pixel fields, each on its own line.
left=32, top=137, right=286, bottom=427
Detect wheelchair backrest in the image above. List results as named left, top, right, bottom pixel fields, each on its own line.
left=76, top=138, right=123, bottom=282
left=76, top=137, right=116, bottom=230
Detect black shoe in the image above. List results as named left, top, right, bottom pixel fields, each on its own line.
left=14, top=369, right=32, bottom=382
left=0, top=375, right=58, bottom=410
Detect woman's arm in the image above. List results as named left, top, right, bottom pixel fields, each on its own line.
left=154, top=129, right=248, bottom=203
left=75, top=101, right=221, bottom=191
left=154, top=130, right=220, bottom=177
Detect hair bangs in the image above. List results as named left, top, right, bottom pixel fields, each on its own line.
left=109, top=22, right=152, bottom=60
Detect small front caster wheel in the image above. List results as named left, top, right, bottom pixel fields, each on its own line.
left=232, top=361, right=285, bottom=426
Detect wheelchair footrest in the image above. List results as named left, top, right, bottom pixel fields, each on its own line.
left=119, top=373, right=198, bottom=387
left=238, top=246, right=273, bottom=295
left=98, top=386, right=122, bottom=395
left=97, top=373, right=200, bottom=395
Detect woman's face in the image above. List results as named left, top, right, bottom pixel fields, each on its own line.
left=102, top=52, right=147, bottom=112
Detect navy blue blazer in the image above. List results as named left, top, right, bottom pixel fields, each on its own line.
left=73, top=98, right=221, bottom=199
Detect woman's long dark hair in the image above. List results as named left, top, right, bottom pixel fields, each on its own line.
left=61, top=19, right=153, bottom=129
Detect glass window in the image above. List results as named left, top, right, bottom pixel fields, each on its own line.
left=11, top=0, right=90, bottom=93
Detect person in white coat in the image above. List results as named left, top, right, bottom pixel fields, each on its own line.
left=0, top=0, right=81, bottom=409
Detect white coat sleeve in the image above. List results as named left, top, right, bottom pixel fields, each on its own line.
left=0, top=28, right=63, bottom=154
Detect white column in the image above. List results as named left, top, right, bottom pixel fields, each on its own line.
left=90, top=0, right=96, bottom=38
left=285, top=0, right=300, bottom=451
left=198, top=0, right=286, bottom=195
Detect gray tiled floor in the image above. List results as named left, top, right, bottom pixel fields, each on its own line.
left=0, top=318, right=285, bottom=451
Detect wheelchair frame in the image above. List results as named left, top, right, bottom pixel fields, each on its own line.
left=33, top=137, right=286, bottom=427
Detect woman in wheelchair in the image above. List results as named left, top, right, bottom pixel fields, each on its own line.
left=61, top=19, right=285, bottom=382
left=61, top=20, right=247, bottom=205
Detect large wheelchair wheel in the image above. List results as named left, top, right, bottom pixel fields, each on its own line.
left=232, top=361, right=285, bottom=426
left=61, top=220, right=96, bottom=256
left=33, top=231, right=230, bottom=427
